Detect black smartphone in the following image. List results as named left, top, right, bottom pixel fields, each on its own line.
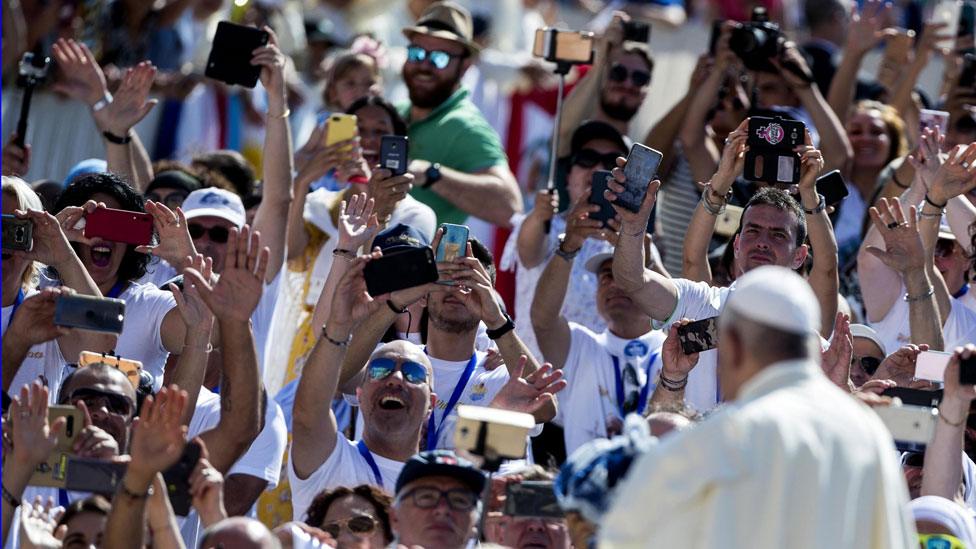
left=960, top=355, right=976, bottom=385
left=54, top=294, right=125, bottom=333
left=961, top=1, right=976, bottom=54
left=379, top=135, right=409, bottom=176
left=363, top=247, right=439, bottom=296
left=623, top=20, right=650, bottom=44
left=814, top=169, right=849, bottom=206
left=588, top=170, right=616, bottom=227
left=744, top=116, right=804, bottom=185
left=881, top=387, right=943, bottom=407
left=504, top=481, right=563, bottom=518
left=204, top=21, right=270, bottom=89
left=708, top=20, right=724, bottom=56
left=676, top=317, right=719, bottom=354
left=961, top=53, right=976, bottom=88
left=64, top=457, right=126, bottom=494
left=163, top=440, right=202, bottom=516
left=616, top=144, right=663, bottom=213
left=2, top=214, right=33, bottom=252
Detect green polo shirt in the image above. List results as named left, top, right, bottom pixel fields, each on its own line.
left=399, top=88, right=509, bottom=225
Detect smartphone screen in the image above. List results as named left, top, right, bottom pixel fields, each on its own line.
left=436, top=224, right=469, bottom=263
left=915, top=350, right=952, bottom=382
left=676, top=317, right=719, bottom=354
left=617, top=144, right=663, bottom=213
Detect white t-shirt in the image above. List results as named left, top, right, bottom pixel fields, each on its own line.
left=288, top=434, right=403, bottom=523
left=870, top=285, right=976, bottom=354
left=425, top=350, right=511, bottom=451
left=557, top=325, right=666, bottom=455
left=3, top=291, right=68, bottom=401
left=113, top=281, right=177, bottom=391
left=959, top=285, right=976, bottom=314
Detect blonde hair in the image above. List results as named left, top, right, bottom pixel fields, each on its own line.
left=322, top=50, right=380, bottom=110
left=851, top=100, right=909, bottom=165
left=2, top=176, right=44, bottom=288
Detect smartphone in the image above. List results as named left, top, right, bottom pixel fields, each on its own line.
left=2, top=214, right=33, bottom=252
left=874, top=404, right=938, bottom=452
left=962, top=53, right=976, bottom=88
left=54, top=294, right=126, bottom=333
left=324, top=113, right=358, bottom=147
left=436, top=223, right=469, bottom=263
left=379, top=135, right=409, bottom=176
left=588, top=170, right=617, bottom=228
left=163, top=440, right=202, bottom=516
left=84, top=207, right=154, bottom=246
left=676, top=317, right=719, bottom=354
left=29, top=405, right=84, bottom=488
left=504, top=481, right=563, bottom=518
left=744, top=116, right=804, bottom=185
left=914, top=350, right=953, bottom=382
left=881, top=387, right=943, bottom=407
left=204, top=21, right=270, bottom=89
left=920, top=109, right=951, bottom=136
left=933, top=0, right=963, bottom=50
left=363, top=247, right=439, bottom=296
left=533, top=28, right=595, bottom=64
left=708, top=20, right=724, bottom=56
left=64, top=457, right=126, bottom=494
left=615, top=144, right=663, bottom=213
left=623, top=20, right=650, bottom=44
left=814, top=169, right=850, bottom=206
left=78, top=351, right=142, bottom=390
left=960, top=354, right=976, bottom=385
left=454, top=404, right=534, bottom=461
left=714, top=204, right=743, bottom=237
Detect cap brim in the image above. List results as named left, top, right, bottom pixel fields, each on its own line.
left=402, top=27, right=481, bottom=55
left=184, top=208, right=245, bottom=229
left=396, top=463, right=486, bottom=495
left=584, top=253, right=614, bottom=274
left=938, top=230, right=957, bottom=241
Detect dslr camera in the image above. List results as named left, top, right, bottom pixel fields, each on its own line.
left=729, top=7, right=784, bottom=73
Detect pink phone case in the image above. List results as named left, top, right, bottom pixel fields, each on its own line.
left=915, top=351, right=952, bottom=382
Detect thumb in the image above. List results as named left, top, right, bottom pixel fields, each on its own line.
left=863, top=246, right=889, bottom=262
left=137, top=99, right=158, bottom=121
left=76, top=400, right=93, bottom=428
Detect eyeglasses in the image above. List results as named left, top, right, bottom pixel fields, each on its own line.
left=68, top=388, right=133, bottom=417
left=572, top=149, right=620, bottom=170
left=918, top=533, right=966, bottom=549
left=608, top=64, right=651, bottom=87
left=188, top=223, right=230, bottom=243
left=398, top=487, right=478, bottom=511
left=367, top=358, right=428, bottom=385
left=406, top=46, right=463, bottom=70
left=321, top=515, right=379, bottom=538
left=851, top=356, right=882, bottom=377
left=145, top=191, right=189, bottom=209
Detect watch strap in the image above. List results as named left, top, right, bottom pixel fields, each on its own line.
left=102, top=130, right=132, bottom=145
left=422, top=162, right=442, bottom=188
left=486, top=313, right=515, bottom=340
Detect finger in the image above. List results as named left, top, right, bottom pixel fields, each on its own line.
left=76, top=399, right=93, bottom=428
left=254, top=246, right=270, bottom=281
left=236, top=225, right=249, bottom=270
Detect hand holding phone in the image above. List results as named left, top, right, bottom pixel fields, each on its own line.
left=363, top=247, right=439, bottom=296
left=380, top=135, right=409, bottom=175
left=588, top=170, right=617, bottom=227
left=325, top=114, right=358, bottom=147
left=436, top=224, right=469, bottom=263
left=2, top=214, right=33, bottom=251
left=744, top=116, right=804, bottom=185
left=205, top=22, right=270, bottom=88
left=615, top=144, right=663, bottom=213
left=915, top=350, right=952, bottom=383
left=676, top=317, right=719, bottom=354
left=84, top=207, right=154, bottom=246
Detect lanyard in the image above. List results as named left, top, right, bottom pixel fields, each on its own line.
left=356, top=440, right=383, bottom=486
left=106, top=281, right=126, bottom=299
left=610, top=351, right=658, bottom=418
left=424, top=351, right=477, bottom=451
left=2, top=288, right=25, bottom=337
left=955, top=285, right=970, bottom=300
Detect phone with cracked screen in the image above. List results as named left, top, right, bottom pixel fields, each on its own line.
left=615, top=144, right=663, bottom=213
left=676, top=317, right=719, bottom=354
left=29, top=405, right=83, bottom=488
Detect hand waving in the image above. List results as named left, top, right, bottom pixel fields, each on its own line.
left=184, top=225, right=270, bottom=323
left=128, top=386, right=189, bottom=479
left=926, top=142, right=976, bottom=204
left=489, top=357, right=566, bottom=414
left=170, top=253, right=215, bottom=332
left=136, top=200, right=196, bottom=268
left=337, top=192, right=380, bottom=252
left=19, top=497, right=65, bottom=549
left=9, top=382, right=65, bottom=468
left=907, top=127, right=946, bottom=191
left=846, top=0, right=896, bottom=56
left=51, top=38, right=108, bottom=107
left=94, top=62, right=158, bottom=136
left=821, top=312, right=854, bottom=390
left=864, top=198, right=924, bottom=274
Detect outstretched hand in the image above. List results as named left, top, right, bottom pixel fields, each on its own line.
left=9, top=382, right=65, bottom=468
left=337, top=192, right=380, bottom=252
left=328, top=250, right=384, bottom=331
left=864, top=198, right=924, bottom=274
left=94, top=62, right=158, bottom=136
left=489, top=357, right=566, bottom=415
left=136, top=200, right=196, bottom=269
left=170, top=253, right=215, bottom=332
left=925, top=142, right=976, bottom=205
left=184, top=225, right=270, bottom=322
left=821, top=312, right=854, bottom=390
left=128, top=386, right=189, bottom=479
left=51, top=38, right=108, bottom=107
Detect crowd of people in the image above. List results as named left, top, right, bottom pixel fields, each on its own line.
left=2, top=0, right=976, bottom=547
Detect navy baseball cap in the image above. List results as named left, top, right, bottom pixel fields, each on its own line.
left=570, top=120, right=629, bottom=158
left=373, top=223, right=430, bottom=254
left=395, top=450, right=487, bottom=495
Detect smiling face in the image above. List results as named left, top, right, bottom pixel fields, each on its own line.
left=320, top=494, right=389, bottom=549
left=78, top=193, right=128, bottom=287
left=599, top=51, right=651, bottom=122
left=357, top=341, right=434, bottom=438
left=355, top=104, right=397, bottom=167
left=846, top=109, right=892, bottom=170
left=733, top=204, right=807, bottom=275
left=402, top=34, right=469, bottom=110
left=392, top=476, right=478, bottom=549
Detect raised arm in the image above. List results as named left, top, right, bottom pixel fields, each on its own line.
left=826, top=0, right=892, bottom=120
left=185, top=226, right=267, bottom=473
left=251, top=29, right=293, bottom=282
left=922, top=346, right=976, bottom=500
left=411, top=163, right=522, bottom=228
left=516, top=190, right=559, bottom=269
left=166, top=254, right=215, bottom=426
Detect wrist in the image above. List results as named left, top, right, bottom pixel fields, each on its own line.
left=325, top=321, right=353, bottom=340
left=942, top=394, right=972, bottom=414
left=485, top=311, right=507, bottom=331
left=124, top=467, right=156, bottom=490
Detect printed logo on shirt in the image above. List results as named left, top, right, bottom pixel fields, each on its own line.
left=598, top=386, right=609, bottom=398
left=624, top=340, right=648, bottom=358
left=26, top=351, right=44, bottom=359
left=469, top=383, right=488, bottom=402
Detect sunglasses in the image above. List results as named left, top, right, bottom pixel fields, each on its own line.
left=145, top=191, right=188, bottom=209
left=321, top=515, right=379, bottom=538
left=188, top=223, right=230, bottom=244
left=918, top=533, right=966, bottom=549
left=406, top=46, right=463, bottom=70
left=608, top=64, right=651, bottom=87
left=399, top=487, right=477, bottom=511
left=68, top=388, right=133, bottom=417
left=935, top=238, right=957, bottom=259
left=851, top=356, right=882, bottom=377
left=572, top=149, right=620, bottom=170
left=902, top=452, right=924, bottom=468
left=367, top=357, right=428, bottom=385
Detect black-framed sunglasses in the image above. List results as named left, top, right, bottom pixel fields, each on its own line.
left=145, top=190, right=189, bottom=209
left=851, top=355, right=882, bottom=377
left=572, top=148, right=619, bottom=170
left=188, top=223, right=230, bottom=244
left=399, top=487, right=478, bottom=511
left=367, top=358, right=428, bottom=385
left=321, top=515, right=379, bottom=538
left=68, top=387, right=134, bottom=417
left=608, top=64, right=651, bottom=87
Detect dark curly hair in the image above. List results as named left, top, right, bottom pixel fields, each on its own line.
left=53, top=172, right=151, bottom=282
left=304, top=485, right=394, bottom=543
left=347, top=95, right=408, bottom=137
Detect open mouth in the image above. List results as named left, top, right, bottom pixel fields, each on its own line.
left=91, top=244, right=113, bottom=268
left=379, top=395, right=406, bottom=410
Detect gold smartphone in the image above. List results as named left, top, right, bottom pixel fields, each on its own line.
left=533, top=28, right=595, bottom=64
left=29, top=405, right=84, bottom=488
left=324, top=113, right=358, bottom=147
left=78, top=351, right=142, bottom=390
left=453, top=405, right=534, bottom=461
left=714, top=204, right=743, bottom=238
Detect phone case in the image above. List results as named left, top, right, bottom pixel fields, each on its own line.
left=814, top=169, right=849, bottom=206
left=29, top=406, right=84, bottom=488
left=325, top=114, right=358, bottom=147
left=84, top=207, right=154, bottom=246
left=874, top=405, right=938, bottom=453
left=205, top=21, right=269, bottom=88
left=64, top=457, right=126, bottom=494
left=163, top=441, right=202, bottom=516
left=744, top=116, right=804, bottom=185
left=2, top=214, right=33, bottom=251
left=504, top=481, right=563, bottom=518
left=78, top=351, right=143, bottom=389
left=617, top=144, right=663, bottom=213
left=881, top=387, right=943, bottom=407
left=436, top=224, right=470, bottom=263
left=588, top=171, right=617, bottom=227
left=380, top=135, right=409, bottom=175
left=54, top=294, right=126, bottom=333
left=915, top=351, right=952, bottom=382
left=364, top=247, right=439, bottom=296
left=676, top=317, right=719, bottom=354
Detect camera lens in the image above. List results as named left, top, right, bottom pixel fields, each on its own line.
left=14, top=227, right=24, bottom=239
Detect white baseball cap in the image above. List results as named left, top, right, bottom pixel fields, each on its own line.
left=849, top=324, right=886, bottom=355
left=182, top=188, right=245, bottom=228
left=724, top=265, right=820, bottom=336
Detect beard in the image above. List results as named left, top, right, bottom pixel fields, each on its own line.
left=405, top=65, right=462, bottom=109
left=428, top=303, right=479, bottom=334
left=600, top=93, right=639, bottom=122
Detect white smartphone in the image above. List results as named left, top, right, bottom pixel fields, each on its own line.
left=919, top=109, right=950, bottom=136
left=915, top=350, right=953, bottom=382
left=874, top=404, right=938, bottom=452
left=932, top=0, right=963, bottom=50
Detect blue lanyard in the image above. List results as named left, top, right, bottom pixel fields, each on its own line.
left=356, top=440, right=383, bottom=486
left=3, top=288, right=25, bottom=337
left=106, top=281, right=126, bottom=299
left=955, top=285, right=970, bottom=300
left=611, top=351, right=658, bottom=418
left=424, top=351, right=477, bottom=451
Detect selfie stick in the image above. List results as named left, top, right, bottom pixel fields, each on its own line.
left=471, top=421, right=504, bottom=541
left=15, top=51, right=51, bottom=149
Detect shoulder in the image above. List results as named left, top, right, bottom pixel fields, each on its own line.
left=123, top=281, right=176, bottom=306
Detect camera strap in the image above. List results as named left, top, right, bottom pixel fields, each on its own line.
left=610, top=351, right=658, bottom=418
left=424, top=352, right=477, bottom=451
left=356, top=440, right=383, bottom=486
left=2, top=288, right=25, bottom=337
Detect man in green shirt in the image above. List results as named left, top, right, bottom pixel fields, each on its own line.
left=399, top=1, right=522, bottom=228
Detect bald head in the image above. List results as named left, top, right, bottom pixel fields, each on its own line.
left=199, top=517, right=280, bottom=549
left=367, top=340, right=433, bottom=382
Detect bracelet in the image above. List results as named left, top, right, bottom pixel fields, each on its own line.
left=321, top=325, right=352, bottom=347
left=700, top=194, right=726, bottom=216
left=332, top=248, right=355, bottom=259
left=939, top=406, right=967, bottom=427
left=1, top=483, right=21, bottom=508
left=119, top=480, right=153, bottom=499
left=267, top=108, right=291, bottom=119
left=904, top=286, right=934, bottom=303
left=387, top=299, right=407, bottom=314
left=102, top=130, right=132, bottom=145
left=919, top=208, right=943, bottom=219
left=659, top=374, right=688, bottom=391
left=182, top=342, right=213, bottom=353
left=892, top=170, right=909, bottom=189
left=91, top=92, right=113, bottom=112
left=924, top=194, right=947, bottom=210
left=803, top=194, right=826, bottom=215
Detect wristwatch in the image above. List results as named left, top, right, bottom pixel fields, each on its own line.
left=486, top=312, right=515, bottom=340
left=554, top=233, right=580, bottom=261
left=803, top=194, right=826, bottom=215
left=422, top=162, right=442, bottom=188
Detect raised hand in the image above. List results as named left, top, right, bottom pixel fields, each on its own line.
left=795, top=131, right=825, bottom=194
left=10, top=209, right=75, bottom=268
left=2, top=134, right=30, bottom=176
left=712, top=118, right=749, bottom=193
left=128, top=386, right=189, bottom=479
left=367, top=168, right=416, bottom=222
left=56, top=200, right=104, bottom=246
left=864, top=198, right=924, bottom=274
left=821, top=312, right=854, bottom=390
left=184, top=225, right=270, bottom=323
left=661, top=320, right=700, bottom=381
left=93, top=62, right=158, bottom=136
left=9, top=383, right=65, bottom=468
left=329, top=250, right=385, bottom=331
left=872, top=344, right=931, bottom=388
left=489, top=357, right=566, bottom=414
left=170, top=253, right=215, bottom=332
left=5, top=288, right=70, bottom=347
left=846, top=0, right=896, bottom=56
left=925, top=142, right=976, bottom=205
left=19, top=497, right=65, bottom=549
left=337, top=193, right=380, bottom=252
left=906, top=127, right=946, bottom=190
left=188, top=441, right=227, bottom=527
left=252, top=27, right=287, bottom=103
left=50, top=38, right=108, bottom=107
left=605, top=156, right=661, bottom=234
left=136, top=200, right=196, bottom=268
